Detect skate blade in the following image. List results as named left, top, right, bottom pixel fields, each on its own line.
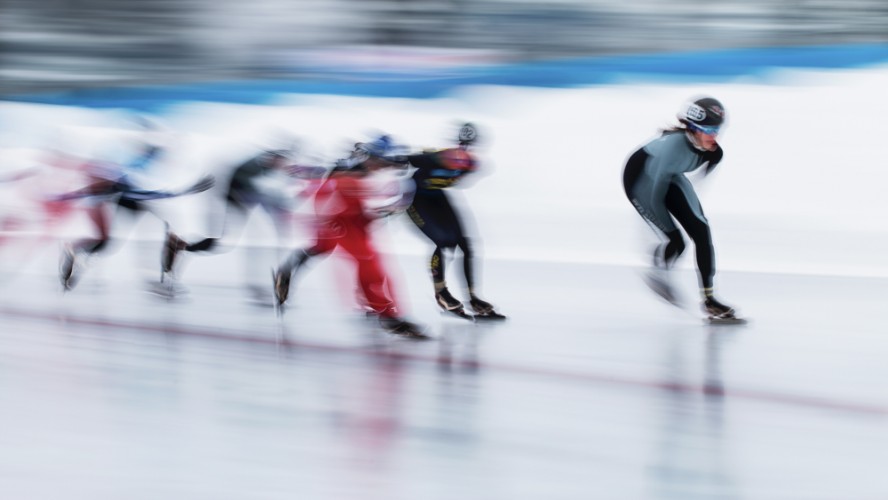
left=145, top=283, right=189, bottom=301
left=389, top=328, right=433, bottom=341
left=273, top=301, right=286, bottom=318
left=705, top=316, right=747, bottom=326
left=439, top=307, right=475, bottom=321
left=474, top=311, right=507, bottom=321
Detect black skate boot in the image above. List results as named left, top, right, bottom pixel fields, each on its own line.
left=162, top=226, right=186, bottom=276
left=378, top=316, right=430, bottom=339
left=469, top=296, right=506, bottom=320
left=435, top=287, right=473, bottom=320
left=272, top=267, right=291, bottom=309
left=59, top=245, right=79, bottom=291
left=702, top=296, right=745, bottom=324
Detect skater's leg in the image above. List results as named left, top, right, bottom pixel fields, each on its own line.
left=273, top=247, right=314, bottom=306
left=408, top=192, right=469, bottom=313
left=273, top=221, right=335, bottom=307
left=163, top=197, right=247, bottom=279
left=188, top=197, right=249, bottom=253
left=62, top=198, right=144, bottom=289
left=456, top=235, right=500, bottom=317
left=336, top=220, right=398, bottom=318
left=664, top=182, right=714, bottom=290
left=430, top=246, right=447, bottom=291
left=657, top=229, right=686, bottom=269
left=72, top=202, right=113, bottom=254
left=430, top=246, right=466, bottom=312
left=664, top=181, right=736, bottom=316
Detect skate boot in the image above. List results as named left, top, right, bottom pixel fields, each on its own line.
left=469, top=295, right=507, bottom=320
left=272, top=267, right=291, bottom=308
left=162, top=227, right=187, bottom=275
left=59, top=245, right=81, bottom=291
left=378, top=316, right=429, bottom=339
left=435, top=287, right=473, bottom=320
left=702, top=296, right=745, bottom=324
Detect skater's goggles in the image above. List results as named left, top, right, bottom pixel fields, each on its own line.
left=688, top=123, right=721, bottom=136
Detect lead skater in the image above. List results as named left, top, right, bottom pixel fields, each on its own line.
left=622, top=97, right=740, bottom=321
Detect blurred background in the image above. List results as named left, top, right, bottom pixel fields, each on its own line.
left=1, top=0, right=887, bottom=95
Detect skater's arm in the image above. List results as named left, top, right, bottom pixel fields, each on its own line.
left=702, top=145, right=724, bottom=175
left=120, top=175, right=215, bottom=201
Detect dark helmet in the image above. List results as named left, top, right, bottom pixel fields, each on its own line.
left=682, top=97, right=725, bottom=128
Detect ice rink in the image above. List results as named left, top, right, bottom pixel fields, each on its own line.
left=1, top=65, right=887, bottom=499
left=1, top=246, right=886, bottom=500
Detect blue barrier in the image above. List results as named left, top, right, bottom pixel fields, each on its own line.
left=5, top=43, right=887, bottom=111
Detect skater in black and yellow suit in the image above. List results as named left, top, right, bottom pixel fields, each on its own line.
left=622, top=97, right=739, bottom=320
left=406, top=123, right=505, bottom=320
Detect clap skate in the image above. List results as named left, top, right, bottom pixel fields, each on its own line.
left=272, top=267, right=291, bottom=316
left=435, top=288, right=474, bottom=321
left=59, top=245, right=82, bottom=291
left=702, top=296, right=746, bottom=325
left=161, top=224, right=186, bottom=275
left=469, top=296, right=506, bottom=321
left=379, top=316, right=430, bottom=339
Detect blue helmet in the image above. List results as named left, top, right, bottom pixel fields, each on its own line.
left=356, top=135, right=393, bottom=157
left=356, top=135, right=408, bottom=164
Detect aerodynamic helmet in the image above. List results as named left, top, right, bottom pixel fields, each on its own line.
left=682, top=97, right=725, bottom=134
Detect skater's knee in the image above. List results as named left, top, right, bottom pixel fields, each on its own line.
left=664, top=230, right=685, bottom=261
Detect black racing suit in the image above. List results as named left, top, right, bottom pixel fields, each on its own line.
left=406, top=149, right=478, bottom=291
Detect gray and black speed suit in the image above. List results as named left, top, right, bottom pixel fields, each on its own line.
left=622, top=130, right=723, bottom=290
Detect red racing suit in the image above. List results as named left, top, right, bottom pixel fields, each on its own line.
left=309, top=171, right=401, bottom=318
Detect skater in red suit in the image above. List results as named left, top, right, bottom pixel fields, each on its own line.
left=273, top=136, right=425, bottom=338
